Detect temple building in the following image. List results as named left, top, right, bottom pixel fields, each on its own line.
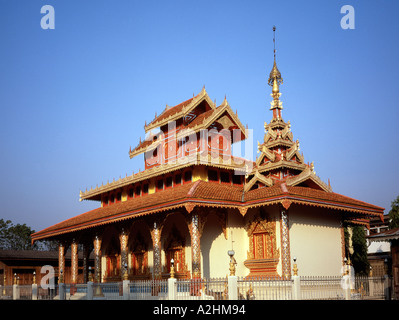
left=31, top=32, right=384, bottom=284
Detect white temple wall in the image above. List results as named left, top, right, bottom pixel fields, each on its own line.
left=288, top=205, right=343, bottom=276
left=228, top=209, right=248, bottom=277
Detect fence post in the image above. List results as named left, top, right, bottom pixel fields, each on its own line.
left=292, top=276, right=301, bottom=300
left=343, top=275, right=351, bottom=300
left=13, top=284, right=20, bottom=300
left=32, top=283, right=38, bottom=300
left=123, top=280, right=130, bottom=300
left=368, top=277, right=374, bottom=297
left=292, top=258, right=301, bottom=300
left=59, top=283, right=65, bottom=300
left=87, top=281, right=93, bottom=300
left=384, top=275, right=391, bottom=300
left=228, top=276, right=238, bottom=300
left=168, top=278, right=177, bottom=300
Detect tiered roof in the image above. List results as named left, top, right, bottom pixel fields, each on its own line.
left=129, top=86, right=247, bottom=159
left=32, top=180, right=384, bottom=241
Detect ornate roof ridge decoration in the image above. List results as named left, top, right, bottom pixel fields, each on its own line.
left=80, top=152, right=251, bottom=201
left=284, top=165, right=332, bottom=192
left=244, top=170, right=273, bottom=192
left=174, top=99, right=247, bottom=139
left=285, top=140, right=304, bottom=163
left=256, top=160, right=307, bottom=174
left=144, top=86, right=215, bottom=133
left=256, top=142, right=276, bottom=165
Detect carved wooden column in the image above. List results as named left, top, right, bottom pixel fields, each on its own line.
left=150, top=221, right=162, bottom=279
left=71, top=240, right=79, bottom=284
left=93, top=236, right=102, bottom=283
left=280, top=209, right=291, bottom=279
left=188, top=210, right=204, bottom=278
left=120, top=229, right=129, bottom=280
left=58, top=242, right=66, bottom=283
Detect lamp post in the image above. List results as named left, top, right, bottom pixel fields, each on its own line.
left=170, top=258, right=175, bottom=279
left=343, top=257, right=349, bottom=275
left=88, top=266, right=93, bottom=282
left=123, top=263, right=129, bottom=281
left=59, top=269, right=63, bottom=284
left=292, top=257, right=298, bottom=276
left=228, top=250, right=236, bottom=276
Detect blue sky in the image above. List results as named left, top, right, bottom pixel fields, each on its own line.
left=1, top=0, right=398, bottom=233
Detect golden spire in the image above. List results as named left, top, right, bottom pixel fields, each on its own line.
left=268, top=26, right=283, bottom=87
left=268, top=26, right=283, bottom=119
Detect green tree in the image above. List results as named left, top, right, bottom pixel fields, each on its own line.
left=388, top=195, right=399, bottom=229
left=0, top=219, right=37, bottom=250
left=0, top=219, right=13, bottom=249
left=349, top=225, right=370, bottom=276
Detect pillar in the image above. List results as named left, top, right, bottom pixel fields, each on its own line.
left=190, top=212, right=201, bottom=278
left=58, top=242, right=65, bottom=283
left=280, top=209, right=291, bottom=279
left=93, top=236, right=102, bottom=283
left=120, top=229, right=129, bottom=280
left=150, top=222, right=162, bottom=279
left=71, top=240, right=79, bottom=284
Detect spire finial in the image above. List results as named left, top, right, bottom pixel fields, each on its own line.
left=273, top=25, right=276, bottom=60
left=268, top=26, right=282, bottom=86
left=268, top=26, right=283, bottom=119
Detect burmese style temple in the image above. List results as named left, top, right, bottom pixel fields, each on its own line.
left=32, top=38, right=384, bottom=284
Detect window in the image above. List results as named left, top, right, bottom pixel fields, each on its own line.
left=220, top=171, right=230, bottom=183
left=135, top=186, right=141, bottom=197
left=116, top=192, right=122, bottom=202
left=232, top=174, right=242, bottom=185
left=142, top=184, right=149, bottom=195
left=252, top=232, right=274, bottom=259
left=175, top=174, right=182, bottom=185
left=109, top=194, right=115, bottom=204
left=157, top=179, right=164, bottom=191
left=184, top=171, right=192, bottom=183
left=208, top=169, right=218, bottom=182
left=129, top=188, right=134, bottom=198
left=166, top=176, right=173, bottom=188
left=103, top=196, right=108, bottom=206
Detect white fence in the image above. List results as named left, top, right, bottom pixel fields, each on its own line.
left=129, top=279, right=168, bottom=300
left=0, top=275, right=392, bottom=301
left=237, top=276, right=293, bottom=300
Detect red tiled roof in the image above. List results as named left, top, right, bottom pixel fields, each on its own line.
left=368, top=227, right=399, bottom=241
left=32, top=181, right=384, bottom=242
left=32, top=182, right=201, bottom=241
left=245, top=184, right=384, bottom=214
left=145, top=97, right=195, bottom=129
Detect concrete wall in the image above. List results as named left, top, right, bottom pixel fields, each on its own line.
left=288, top=205, right=343, bottom=276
